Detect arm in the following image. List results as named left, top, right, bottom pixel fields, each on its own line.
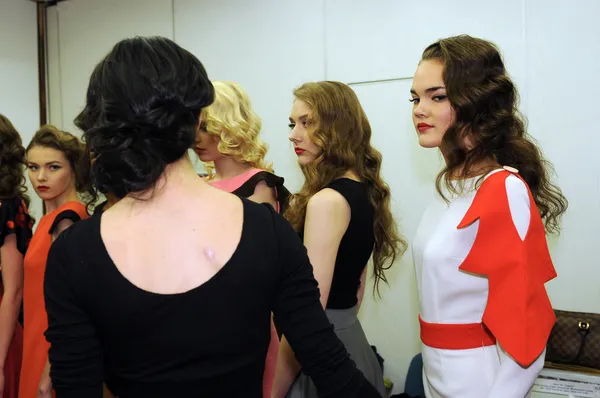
left=356, top=266, right=367, bottom=312
left=488, top=345, right=545, bottom=398
left=51, top=219, right=75, bottom=242
left=488, top=176, right=542, bottom=397
left=49, top=209, right=83, bottom=243
left=248, top=180, right=278, bottom=210
left=44, top=231, right=103, bottom=397
left=38, top=214, right=80, bottom=396
left=0, top=235, right=24, bottom=372
left=272, top=191, right=354, bottom=397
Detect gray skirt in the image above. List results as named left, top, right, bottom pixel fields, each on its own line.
left=285, top=306, right=386, bottom=398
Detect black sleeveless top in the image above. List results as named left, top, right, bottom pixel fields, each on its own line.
left=305, top=179, right=375, bottom=310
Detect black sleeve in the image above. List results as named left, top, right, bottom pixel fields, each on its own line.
left=233, top=171, right=291, bottom=213
left=0, top=198, right=16, bottom=247
left=0, top=198, right=32, bottom=254
left=44, top=226, right=104, bottom=397
left=270, top=208, right=381, bottom=398
left=48, top=210, right=82, bottom=235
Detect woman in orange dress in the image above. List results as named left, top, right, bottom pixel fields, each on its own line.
left=19, top=126, right=92, bottom=398
left=194, top=81, right=290, bottom=397
left=0, top=114, right=33, bottom=398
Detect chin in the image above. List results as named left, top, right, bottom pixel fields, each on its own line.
left=417, top=134, right=442, bottom=149
left=195, top=153, right=213, bottom=162
left=297, top=156, right=315, bottom=167
left=36, top=191, right=56, bottom=201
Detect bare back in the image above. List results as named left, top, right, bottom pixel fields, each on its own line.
left=100, top=177, right=244, bottom=295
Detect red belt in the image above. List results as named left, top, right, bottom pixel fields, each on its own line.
left=419, top=315, right=496, bottom=349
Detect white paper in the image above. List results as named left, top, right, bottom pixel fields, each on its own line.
left=532, top=369, right=600, bottom=397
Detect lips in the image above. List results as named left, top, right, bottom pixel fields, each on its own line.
left=37, top=186, right=49, bottom=192
left=294, top=148, right=305, bottom=155
left=417, top=123, right=434, bottom=133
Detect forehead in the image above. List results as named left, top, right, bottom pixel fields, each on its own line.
left=411, top=60, right=445, bottom=92
left=27, top=146, right=68, bottom=164
left=290, top=99, right=312, bottom=117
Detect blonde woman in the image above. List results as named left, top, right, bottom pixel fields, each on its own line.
left=194, top=80, right=289, bottom=396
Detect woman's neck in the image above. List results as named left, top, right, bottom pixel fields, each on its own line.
left=212, top=156, right=253, bottom=181
left=121, top=156, right=209, bottom=210
left=44, top=187, right=80, bottom=214
left=341, top=169, right=360, bottom=182
left=443, top=154, right=500, bottom=180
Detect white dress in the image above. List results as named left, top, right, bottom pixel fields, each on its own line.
left=413, top=168, right=553, bottom=398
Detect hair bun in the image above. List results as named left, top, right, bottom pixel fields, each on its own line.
left=76, top=37, right=214, bottom=197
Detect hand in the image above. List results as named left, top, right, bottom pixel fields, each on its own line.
left=37, top=370, right=52, bottom=398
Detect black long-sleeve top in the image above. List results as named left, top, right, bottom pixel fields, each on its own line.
left=44, top=199, right=381, bottom=398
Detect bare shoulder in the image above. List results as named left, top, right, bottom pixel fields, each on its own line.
left=307, top=188, right=349, bottom=211
left=306, top=188, right=351, bottom=228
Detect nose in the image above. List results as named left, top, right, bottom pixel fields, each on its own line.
left=413, top=100, right=428, bottom=120
left=37, top=169, right=47, bottom=182
left=288, top=126, right=300, bottom=143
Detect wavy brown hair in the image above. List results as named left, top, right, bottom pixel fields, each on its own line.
left=284, top=81, right=407, bottom=295
left=0, top=114, right=31, bottom=209
left=422, top=35, right=568, bottom=233
left=26, top=125, right=96, bottom=213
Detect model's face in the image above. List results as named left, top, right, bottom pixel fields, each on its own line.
left=27, top=146, right=75, bottom=201
left=194, top=123, right=221, bottom=162
left=288, top=99, right=320, bottom=166
left=410, top=60, right=456, bottom=149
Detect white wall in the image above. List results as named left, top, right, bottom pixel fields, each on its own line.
left=524, top=1, right=600, bottom=312
left=174, top=0, right=323, bottom=189
left=0, top=0, right=42, bottom=220
left=47, top=0, right=174, bottom=133
left=46, top=0, right=600, bottom=394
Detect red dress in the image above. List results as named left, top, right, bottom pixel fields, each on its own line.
left=0, top=198, right=32, bottom=398
left=19, top=201, right=88, bottom=398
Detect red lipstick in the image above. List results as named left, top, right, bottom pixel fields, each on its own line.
left=294, top=148, right=305, bottom=155
left=417, top=123, right=433, bottom=133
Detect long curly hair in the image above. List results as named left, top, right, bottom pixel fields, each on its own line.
left=284, top=81, right=407, bottom=295
left=0, top=114, right=31, bottom=209
left=422, top=35, right=568, bottom=233
left=26, top=125, right=96, bottom=213
left=200, top=81, right=272, bottom=177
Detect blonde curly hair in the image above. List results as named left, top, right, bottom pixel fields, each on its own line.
left=200, top=81, right=272, bottom=177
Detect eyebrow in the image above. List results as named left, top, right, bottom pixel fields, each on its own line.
left=410, top=86, right=446, bottom=95
left=289, top=114, right=309, bottom=123
left=27, top=161, right=62, bottom=166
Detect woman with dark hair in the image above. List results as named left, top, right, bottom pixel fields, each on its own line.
left=43, top=36, right=382, bottom=398
left=0, top=114, right=33, bottom=398
left=409, top=34, right=568, bottom=397
left=20, top=126, right=92, bottom=398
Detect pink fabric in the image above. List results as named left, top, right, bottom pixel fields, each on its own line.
left=263, top=320, right=280, bottom=398
left=207, top=167, right=279, bottom=397
left=207, top=168, right=262, bottom=192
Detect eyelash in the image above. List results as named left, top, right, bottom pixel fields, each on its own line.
left=288, top=121, right=312, bottom=130
left=409, top=95, right=447, bottom=103
left=27, top=165, right=61, bottom=171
